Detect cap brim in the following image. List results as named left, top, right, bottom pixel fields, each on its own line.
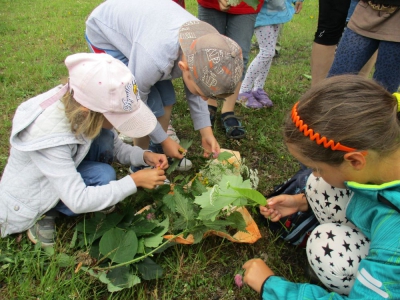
left=103, top=100, right=157, bottom=138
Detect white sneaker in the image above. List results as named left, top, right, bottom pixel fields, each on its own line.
left=167, top=122, right=180, bottom=144
left=119, top=133, right=133, bottom=144
left=176, top=157, right=193, bottom=171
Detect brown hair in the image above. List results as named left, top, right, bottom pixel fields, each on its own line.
left=62, top=91, right=105, bottom=140
left=284, top=75, right=400, bottom=165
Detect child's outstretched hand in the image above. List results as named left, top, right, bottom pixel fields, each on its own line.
left=130, top=168, right=167, bottom=189
left=242, top=259, right=275, bottom=293
left=260, top=193, right=308, bottom=222
left=143, top=151, right=169, bottom=170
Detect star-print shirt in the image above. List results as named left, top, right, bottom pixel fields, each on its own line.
left=261, top=180, right=400, bottom=299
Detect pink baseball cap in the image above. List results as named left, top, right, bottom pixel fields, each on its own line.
left=65, top=53, right=157, bottom=138
left=179, top=21, right=244, bottom=100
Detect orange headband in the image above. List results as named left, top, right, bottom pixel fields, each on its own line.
left=291, top=102, right=357, bottom=152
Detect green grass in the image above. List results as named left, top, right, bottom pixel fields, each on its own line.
left=0, top=0, right=318, bottom=298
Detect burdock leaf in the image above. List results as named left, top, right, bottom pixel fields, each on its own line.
left=173, top=188, right=195, bottom=221
left=228, top=186, right=267, bottom=206
left=106, top=266, right=140, bottom=291
left=136, top=257, right=163, bottom=280
left=226, top=211, right=247, bottom=232
left=99, top=228, right=138, bottom=264
left=144, top=218, right=169, bottom=248
left=216, top=151, right=234, bottom=162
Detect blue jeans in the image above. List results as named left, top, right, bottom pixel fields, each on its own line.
left=54, top=129, right=116, bottom=216
left=328, top=28, right=400, bottom=93
left=197, top=5, right=257, bottom=78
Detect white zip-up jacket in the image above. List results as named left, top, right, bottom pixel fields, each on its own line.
left=0, top=85, right=148, bottom=237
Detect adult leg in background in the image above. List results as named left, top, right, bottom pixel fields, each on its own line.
left=311, top=0, right=351, bottom=86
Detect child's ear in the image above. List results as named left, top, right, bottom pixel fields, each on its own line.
left=343, top=152, right=366, bottom=170
left=178, top=60, right=188, bottom=71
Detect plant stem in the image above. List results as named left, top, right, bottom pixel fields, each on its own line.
left=91, top=233, right=184, bottom=271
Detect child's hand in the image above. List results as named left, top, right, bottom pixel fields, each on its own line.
left=130, top=168, right=167, bottom=189
left=294, top=1, right=303, bottom=13
left=160, top=137, right=184, bottom=160
left=242, top=259, right=275, bottom=293
left=199, top=127, right=220, bottom=158
left=260, top=194, right=307, bottom=222
left=143, top=152, right=169, bottom=170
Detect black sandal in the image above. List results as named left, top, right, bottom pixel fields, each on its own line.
left=208, top=105, right=217, bottom=128
left=221, top=114, right=246, bottom=139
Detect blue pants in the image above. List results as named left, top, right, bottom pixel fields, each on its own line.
left=328, top=28, right=400, bottom=93
left=197, top=5, right=257, bottom=78
left=54, top=129, right=116, bottom=216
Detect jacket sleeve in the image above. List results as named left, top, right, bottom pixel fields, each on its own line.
left=111, top=129, right=148, bottom=166
left=262, top=250, right=400, bottom=299
left=184, top=83, right=212, bottom=131
left=29, top=145, right=137, bottom=214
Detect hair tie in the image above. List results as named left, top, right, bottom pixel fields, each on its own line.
left=291, top=102, right=357, bottom=152
left=393, top=93, right=400, bottom=112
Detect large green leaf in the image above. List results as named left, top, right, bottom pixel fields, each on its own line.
left=173, top=188, right=195, bottom=221
left=228, top=186, right=267, bottom=206
left=99, top=228, right=138, bottom=264
left=144, top=217, right=169, bottom=248
left=201, top=219, right=235, bottom=231
left=226, top=211, right=247, bottom=232
left=76, top=212, right=126, bottom=244
left=216, top=151, right=234, bottom=162
left=136, top=257, right=163, bottom=280
left=106, top=266, right=141, bottom=292
left=162, top=193, right=176, bottom=213
left=130, top=219, right=158, bottom=237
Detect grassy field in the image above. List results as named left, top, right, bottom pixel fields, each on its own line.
left=0, top=0, right=319, bottom=299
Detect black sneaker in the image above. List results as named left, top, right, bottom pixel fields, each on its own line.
left=27, top=211, right=58, bottom=247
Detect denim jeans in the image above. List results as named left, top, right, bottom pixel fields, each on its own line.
left=328, top=28, right=400, bottom=93
left=197, top=5, right=257, bottom=78
left=53, top=128, right=116, bottom=216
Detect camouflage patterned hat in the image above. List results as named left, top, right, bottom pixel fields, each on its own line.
left=179, top=20, right=244, bottom=100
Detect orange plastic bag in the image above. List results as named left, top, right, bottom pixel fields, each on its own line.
left=138, top=149, right=262, bottom=244
left=163, top=206, right=261, bottom=244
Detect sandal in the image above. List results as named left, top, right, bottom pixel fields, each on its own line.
left=221, top=114, right=246, bottom=139
left=208, top=105, right=217, bottom=128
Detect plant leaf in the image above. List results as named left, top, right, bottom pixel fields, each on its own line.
left=136, top=257, right=163, bottom=280
left=216, top=151, right=234, bottom=161
left=228, top=186, right=267, bottom=206
left=173, top=188, right=195, bottom=221
left=106, top=266, right=141, bottom=291
left=99, top=228, right=138, bottom=264
left=226, top=211, right=247, bottom=232
left=162, top=193, right=176, bottom=213
left=144, top=217, right=169, bottom=248
left=190, top=178, right=207, bottom=196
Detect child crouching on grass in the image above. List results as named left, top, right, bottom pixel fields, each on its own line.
left=0, top=53, right=168, bottom=247
left=243, top=75, right=400, bottom=298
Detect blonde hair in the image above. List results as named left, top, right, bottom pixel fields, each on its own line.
left=284, top=75, right=400, bottom=165
left=62, top=91, right=105, bottom=139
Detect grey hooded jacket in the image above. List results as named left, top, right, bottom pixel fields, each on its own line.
left=0, top=85, right=148, bottom=237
